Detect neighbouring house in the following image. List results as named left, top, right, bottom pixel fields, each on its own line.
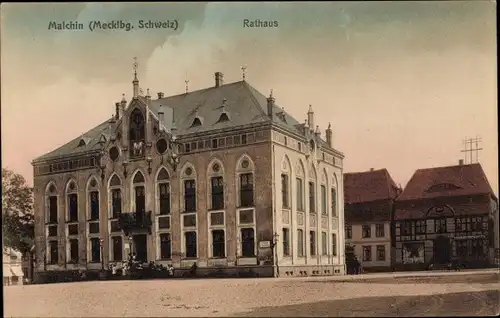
left=394, top=161, right=499, bottom=270
left=3, top=247, right=24, bottom=286
left=344, top=168, right=401, bottom=272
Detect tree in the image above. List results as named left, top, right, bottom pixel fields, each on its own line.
left=2, top=168, right=34, bottom=255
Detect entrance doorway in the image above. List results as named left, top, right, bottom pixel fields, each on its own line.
left=433, top=235, right=451, bottom=264
left=133, top=234, right=148, bottom=262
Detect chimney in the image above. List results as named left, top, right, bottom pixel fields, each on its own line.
left=307, top=105, right=314, bottom=132
left=459, top=159, right=464, bottom=166
left=115, top=102, right=120, bottom=120
left=314, top=125, right=321, bottom=137
left=370, top=168, right=374, bottom=171
left=267, top=90, right=275, bottom=120
left=157, top=92, right=164, bottom=99
left=325, top=123, right=332, bottom=147
left=215, top=72, right=224, bottom=87
left=158, top=105, right=165, bottom=127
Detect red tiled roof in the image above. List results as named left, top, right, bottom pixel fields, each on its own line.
left=397, top=163, right=494, bottom=201
left=344, top=169, right=400, bottom=204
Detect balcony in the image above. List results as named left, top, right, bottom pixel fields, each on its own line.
left=118, top=211, right=152, bottom=234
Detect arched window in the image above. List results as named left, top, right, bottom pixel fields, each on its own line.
left=132, top=171, right=146, bottom=214
left=236, top=155, right=255, bottom=208
left=321, top=170, right=328, bottom=215
left=156, top=168, right=170, bottom=215
left=108, top=174, right=122, bottom=219
left=181, top=164, right=197, bottom=213
left=66, top=180, right=78, bottom=222
left=281, top=155, right=291, bottom=209
left=87, top=177, right=100, bottom=221
left=295, top=160, right=305, bottom=212
left=331, top=174, right=339, bottom=217
left=308, top=164, right=317, bottom=214
left=129, top=108, right=145, bottom=158
left=45, top=182, right=59, bottom=265
left=208, top=159, right=225, bottom=211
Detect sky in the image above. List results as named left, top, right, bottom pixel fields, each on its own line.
left=1, top=2, right=498, bottom=194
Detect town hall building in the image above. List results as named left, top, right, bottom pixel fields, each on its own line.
left=32, top=66, right=346, bottom=279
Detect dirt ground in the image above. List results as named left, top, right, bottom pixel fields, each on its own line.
left=4, top=271, right=499, bottom=317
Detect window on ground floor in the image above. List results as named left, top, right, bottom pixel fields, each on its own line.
left=376, top=245, right=385, bottom=261
left=49, top=240, right=58, bottom=264
left=184, top=231, right=197, bottom=258
left=159, top=233, right=171, bottom=260
left=90, top=238, right=101, bottom=263
left=241, top=228, right=255, bottom=257
left=69, top=239, right=79, bottom=263
left=282, top=228, right=290, bottom=256
left=212, top=230, right=225, bottom=258
left=297, top=229, right=304, bottom=257
left=112, top=236, right=123, bottom=261
left=309, top=231, right=316, bottom=256
left=321, top=232, right=327, bottom=255
left=363, top=246, right=372, bottom=261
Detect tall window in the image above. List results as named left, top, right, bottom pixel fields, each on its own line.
left=135, top=186, right=145, bottom=213
left=321, top=231, right=327, bottom=255
left=415, top=220, right=426, bottom=234
left=69, top=239, right=79, bottom=263
left=112, top=236, right=123, bottom=261
left=282, top=228, right=290, bottom=256
left=297, top=229, right=304, bottom=257
left=362, top=225, right=371, bottom=238
left=184, top=180, right=196, bottom=212
left=89, top=191, right=99, bottom=220
left=376, top=245, right=385, bottom=261
left=49, top=196, right=58, bottom=223
left=111, top=189, right=122, bottom=218
left=159, top=183, right=170, bottom=215
left=240, top=173, right=254, bottom=207
left=49, top=240, right=58, bottom=264
left=68, top=193, right=78, bottom=222
left=346, top=225, right=352, bottom=239
left=332, top=233, right=337, bottom=256
left=241, top=228, right=255, bottom=257
left=435, top=218, right=447, bottom=233
left=129, top=108, right=145, bottom=158
left=321, top=185, right=327, bottom=215
left=363, top=246, right=372, bottom=261
left=212, top=230, right=225, bottom=258
left=90, top=238, right=101, bottom=262
left=375, top=224, right=385, bottom=237
left=211, top=177, right=224, bottom=210
left=157, top=168, right=170, bottom=215
left=309, top=231, right=316, bottom=256
left=308, top=181, right=315, bottom=213
left=296, top=178, right=304, bottom=211
left=281, top=174, right=289, bottom=208
left=159, top=233, right=171, bottom=259
left=331, top=188, right=337, bottom=217
left=185, top=231, right=197, bottom=258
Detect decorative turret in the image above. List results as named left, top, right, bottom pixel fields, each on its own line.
left=267, top=89, right=275, bottom=120
left=326, top=122, right=332, bottom=147
left=132, top=57, right=140, bottom=98
left=307, top=104, right=314, bottom=132
left=314, top=125, right=321, bottom=138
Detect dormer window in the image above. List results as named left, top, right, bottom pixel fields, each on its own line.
left=426, top=183, right=462, bottom=193
left=78, top=137, right=91, bottom=147
left=276, top=112, right=287, bottom=123
left=191, top=117, right=202, bottom=127
left=217, top=112, right=230, bottom=123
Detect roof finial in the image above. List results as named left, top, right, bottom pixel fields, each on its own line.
left=185, top=78, right=190, bottom=94
left=133, top=57, right=138, bottom=80
left=328, top=122, right=331, bottom=130
left=241, top=65, right=247, bottom=81
left=270, top=89, right=273, bottom=98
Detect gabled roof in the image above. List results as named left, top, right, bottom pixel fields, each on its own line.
left=396, top=163, right=494, bottom=201
left=33, top=120, right=111, bottom=162
left=344, top=168, right=399, bottom=204
left=33, top=80, right=337, bottom=163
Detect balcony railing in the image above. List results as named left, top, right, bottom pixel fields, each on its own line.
left=118, top=211, right=152, bottom=234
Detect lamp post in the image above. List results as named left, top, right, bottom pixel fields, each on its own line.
left=99, top=238, right=104, bottom=271
left=271, top=232, right=280, bottom=277
left=128, top=236, right=133, bottom=259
